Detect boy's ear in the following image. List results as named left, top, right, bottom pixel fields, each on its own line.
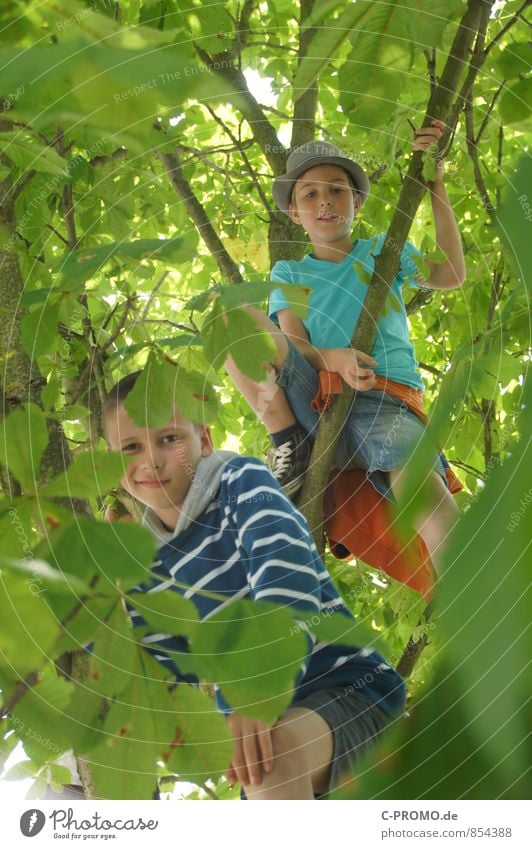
left=353, top=191, right=362, bottom=214
left=200, top=425, right=214, bottom=456
left=288, top=202, right=301, bottom=225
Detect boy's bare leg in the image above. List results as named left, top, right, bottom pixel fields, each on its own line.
left=242, top=707, right=334, bottom=800
left=388, top=469, right=460, bottom=575
left=225, top=307, right=296, bottom=433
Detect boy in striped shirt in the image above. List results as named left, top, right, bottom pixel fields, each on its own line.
left=103, top=371, right=405, bottom=799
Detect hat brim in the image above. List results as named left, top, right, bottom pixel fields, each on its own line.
left=272, top=155, right=370, bottom=215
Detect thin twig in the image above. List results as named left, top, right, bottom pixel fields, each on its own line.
left=200, top=781, right=220, bottom=800
left=475, top=81, right=505, bottom=145
left=45, top=223, right=70, bottom=246
left=423, top=47, right=437, bottom=95
left=77, top=296, right=134, bottom=389
left=204, top=104, right=273, bottom=212
left=465, top=98, right=495, bottom=215
left=483, top=0, right=530, bottom=58
left=451, top=459, right=487, bottom=480
left=141, top=271, right=169, bottom=322
left=10, top=169, right=36, bottom=201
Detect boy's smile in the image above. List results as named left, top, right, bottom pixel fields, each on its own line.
left=289, top=163, right=361, bottom=261
left=105, top=404, right=213, bottom=530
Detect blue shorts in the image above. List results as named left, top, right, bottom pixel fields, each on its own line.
left=294, top=687, right=391, bottom=796
left=277, top=341, right=446, bottom=499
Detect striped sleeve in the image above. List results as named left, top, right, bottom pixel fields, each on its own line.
left=225, top=460, right=323, bottom=615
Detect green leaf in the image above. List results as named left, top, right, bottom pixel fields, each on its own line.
left=123, top=349, right=173, bottom=428
left=184, top=285, right=223, bottom=314
left=277, top=284, right=311, bottom=320
left=391, top=352, right=471, bottom=531
left=52, top=596, right=119, bottom=657
left=292, top=3, right=372, bottom=99
left=495, top=42, right=531, bottom=79
left=422, top=152, right=438, bottom=183
left=300, top=609, right=389, bottom=658
left=41, top=377, right=60, bottom=412
left=0, top=132, right=67, bottom=176
left=10, top=667, right=74, bottom=765
left=177, top=0, right=234, bottom=52
left=203, top=306, right=277, bottom=383
left=382, top=288, right=403, bottom=316
left=339, top=3, right=413, bottom=122
left=499, top=77, right=532, bottom=124
left=0, top=498, right=36, bottom=560
left=88, top=649, right=177, bottom=799
left=470, top=350, right=523, bottom=397
left=88, top=600, right=137, bottom=698
left=165, top=680, right=233, bottom=786
left=173, top=365, right=219, bottom=425
left=128, top=590, right=199, bottom=637
left=495, top=154, right=532, bottom=282
left=0, top=405, right=49, bottom=492
left=187, top=599, right=308, bottom=723
left=0, top=555, right=92, bottom=599
left=0, top=39, right=227, bottom=152
left=2, top=760, right=39, bottom=781
left=37, top=519, right=156, bottom=591
left=218, top=281, right=273, bottom=309
left=436, top=387, right=532, bottom=790
left=21, top=300, right=61, bottom=359
left=0, top=572, right=60, bottom=680
left=49, top=764, right=73, bottom=791
left=41, top=450, right=133, bottom=499
left=352, top=261, right=372, bottom=286
left=53, top=237, right=188, bottom=287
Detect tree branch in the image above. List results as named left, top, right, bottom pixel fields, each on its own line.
left=157, top=148, right=243, bottom=283
left=423, top=47, right=437, bottom=96
left=0, top=670, right=41, bottom=720
left=10, top=169, right=36, bottom=201
left=447, top=1, right=494, bottom=135
left=194, top=45, right=286, bottom=174
left=76, top=296, right=135, bottom=391
left=234, top=0, right=258, bottom=61
left=291, top=0, right=319, bottom=149
left=405, top=288, right=434, bottom=315
left=204, top=105, right=273, bottom=213
left=465, top=98, right=495, bottom=215
left=475, top=80, right=505, bottom=144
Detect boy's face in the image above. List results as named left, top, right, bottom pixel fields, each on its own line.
left=288, top=163, right=361, bottom=249
left=105, top=403, right=213, bottom=528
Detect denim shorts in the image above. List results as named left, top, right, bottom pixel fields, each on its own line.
left=277, top=341, right=446, bottom=498
left=294, top=686, right=391, bottom=796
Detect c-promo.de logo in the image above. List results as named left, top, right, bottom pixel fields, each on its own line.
left=20, top=809, right=46, bottom=837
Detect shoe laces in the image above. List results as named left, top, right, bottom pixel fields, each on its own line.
left=270, top=440, right=293, bottom=476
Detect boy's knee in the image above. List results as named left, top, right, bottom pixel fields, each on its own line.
left=269, top=716, right=310, bottom=775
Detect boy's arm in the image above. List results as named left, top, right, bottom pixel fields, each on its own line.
left=277, top=307, right=377, bottom=390
left=223, top=459, right=338, bottom=787
left=413, top=121, right=466, bottom=290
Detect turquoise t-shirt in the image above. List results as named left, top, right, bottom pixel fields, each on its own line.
left=269, top=235, right=425, bottom=391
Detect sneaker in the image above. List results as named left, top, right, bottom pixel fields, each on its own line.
left=268, top=428, right=312, bottom=498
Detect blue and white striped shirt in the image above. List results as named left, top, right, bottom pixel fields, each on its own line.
left=132, top=457, right=406, bottom=717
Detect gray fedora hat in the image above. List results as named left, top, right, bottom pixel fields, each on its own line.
left=272, top=140, right=370, bottom=215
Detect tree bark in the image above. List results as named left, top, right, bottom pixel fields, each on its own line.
left=158, top=149, right=244, bottom=284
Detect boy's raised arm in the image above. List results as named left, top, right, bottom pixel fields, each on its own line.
left=412, top=120, right=466, bottom=290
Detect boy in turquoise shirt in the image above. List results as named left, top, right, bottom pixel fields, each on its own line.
left=225, top=122, right=466, bottom=575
